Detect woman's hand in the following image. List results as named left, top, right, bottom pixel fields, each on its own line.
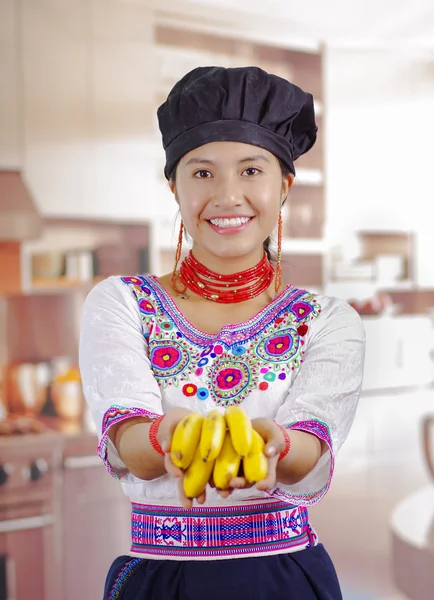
left=217, top=418, right=286, bottom=497
left=160, top=412, right=287, bottom=508
left=158, top=408, right=208, bottom=509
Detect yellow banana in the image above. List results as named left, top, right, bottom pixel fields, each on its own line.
left=199, top=410, right=226, bottom=462
left=250, top=429, right=265, bottom=453
left=243, top=430, right=268, bottom=484
left=183, top=445, right=215, bottom=499
left=225, top=406, right=253, bottom=457
left=171, top=413, right=204, bottom=470
left=213, top=432, right=241, bottom=490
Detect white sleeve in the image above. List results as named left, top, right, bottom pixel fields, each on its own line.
left=272, top=298, right=365, bottom=506
left=79, top=277, right=163, bottom=480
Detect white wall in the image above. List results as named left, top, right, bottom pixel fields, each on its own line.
left=325, top=47, right=434, bottom=286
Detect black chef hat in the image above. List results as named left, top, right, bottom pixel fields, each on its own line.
left=157, top=65, right=317, bottom=180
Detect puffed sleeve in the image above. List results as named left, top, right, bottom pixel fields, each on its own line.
left=272, top=298, right=365, bottom=506
left=79, top=276, right=163, bottom=480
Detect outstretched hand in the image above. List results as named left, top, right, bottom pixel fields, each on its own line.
left=219, top=418, right=286, bottom=495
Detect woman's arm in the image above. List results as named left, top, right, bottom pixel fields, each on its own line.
left=276, top=429, right=325, bottom=485
left=109, top=407, right=192, bottom=481
left=271, top=298, right=365, bottom=503
left=79, top=277, right=166, bottom=481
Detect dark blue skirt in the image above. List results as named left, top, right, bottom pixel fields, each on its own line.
left=104, top=544, right=342, bottom=600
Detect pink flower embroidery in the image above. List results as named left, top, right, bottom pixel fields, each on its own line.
left=265, top=335, right=292, bottom=356
left=216, top=368, right=243, bottom=390
left=152, top=346, right=181, bottom=369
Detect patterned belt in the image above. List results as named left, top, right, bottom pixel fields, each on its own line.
left=131, top=500, right=317, bottom=560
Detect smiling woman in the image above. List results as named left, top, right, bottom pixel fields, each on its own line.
left=79, top=65, right=365, bottom=600
left=169, top=143, right=291, bottom=271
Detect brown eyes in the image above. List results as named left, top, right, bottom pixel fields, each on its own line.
left=243, top=168, right=260, bottom=176
left=193, top=168, right=261, bottom=179
left=194, top=170, right=212, bottom=179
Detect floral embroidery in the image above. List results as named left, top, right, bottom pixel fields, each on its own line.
left=297, top=324, right=309, bottom=337
left=182, top=383, right=197, bottom=397
left=216, top=367, right=243, bottom=389
left=121, top=276, right=143, bottom=285
left=266, top=334, right=292, bottom=356
left=255, top=328, right=300, bottom=367
left=264, top=371, right=276, bottom=382
left=200, top=346, right=214, bottom=357
left=210, top=359, right=253, bottom=407
left=152, top=345, right=182, bottom=369
left=138, top=297, right=156, bottom=315
left=197, top=388, right=209, bottom=400
left=290, top=301, right=316, bottom=321
left=232, top=345, right=247, bottom=356
left=120, top=276, right=321, bottom=406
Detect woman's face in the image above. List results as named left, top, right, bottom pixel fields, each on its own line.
left=170, top=141, right=293, bottom=268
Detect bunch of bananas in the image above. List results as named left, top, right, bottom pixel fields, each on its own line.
left=171, top=407, right=268, bottom=499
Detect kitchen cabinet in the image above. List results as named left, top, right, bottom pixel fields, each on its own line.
left=362, top=315, right=433, bottom=391
left=0, top=0, right=21, bottom=169
left=0, top=432, right=62, bottom=600
left=0, top=517, right=54, bottom=600
left=61, top=453, right=131, bottom=600
left=17, top=0, right=158, bottom=220
left=20, top=0, right=91, bottom=216
left=0, top=429, right=132, bottom=600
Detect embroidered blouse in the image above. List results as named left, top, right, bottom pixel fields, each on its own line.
left=79, top=274, right=365, bottom=560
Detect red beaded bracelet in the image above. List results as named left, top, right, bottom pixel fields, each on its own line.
left=275, top=423, right=291, bottom=461
left=148, top=415, right=165, bottom=456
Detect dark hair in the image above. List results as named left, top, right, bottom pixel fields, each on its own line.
left=169, top=159, right=291, bottom=261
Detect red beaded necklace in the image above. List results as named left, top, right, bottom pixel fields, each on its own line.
left=172, top=251, right=275, bottom=303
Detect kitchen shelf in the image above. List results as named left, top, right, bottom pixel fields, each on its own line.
left=26, top=276, right=105, bottom=295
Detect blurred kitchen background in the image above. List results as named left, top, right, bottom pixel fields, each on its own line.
left=1, top=0, right=434, bottom=598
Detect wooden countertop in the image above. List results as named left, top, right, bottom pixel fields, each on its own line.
left=0, top=417, right=98, bottom=455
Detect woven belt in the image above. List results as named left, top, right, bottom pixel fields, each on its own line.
left=130, top=500, right=317, bottom=560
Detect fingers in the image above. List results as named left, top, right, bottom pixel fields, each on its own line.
left=158, top=408, right=193, bottom=452
left=177, top=477, right=193, bottom=510
left=217, top=489, right=232, bottom=499
left=196, top=492, right=206, bottom=505
left=159, top=421, right=176, bottom=453
left=251, top=418, right=286, bottom=458
left=228, top=476, right=254, bottom=490
left=164, top=452, right=183, bottom=479
left=255, top=455, right=279, bottom=491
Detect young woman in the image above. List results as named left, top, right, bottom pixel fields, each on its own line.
left=79, top=65, right=365, bottom=600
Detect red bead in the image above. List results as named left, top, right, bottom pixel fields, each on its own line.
left=177, top=250, right=275, bottom=304
left=259, top=381, right=269, bottom=391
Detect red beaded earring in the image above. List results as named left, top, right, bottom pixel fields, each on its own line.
left=274, top=211, right=283, bottom=294
left=171, top=220, right=187, bottom=294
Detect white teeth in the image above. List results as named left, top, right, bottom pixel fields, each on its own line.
left=209, top=217, right=251, bottom=228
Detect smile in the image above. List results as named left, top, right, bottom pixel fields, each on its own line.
left=208, top=217, right=252, bottom=229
